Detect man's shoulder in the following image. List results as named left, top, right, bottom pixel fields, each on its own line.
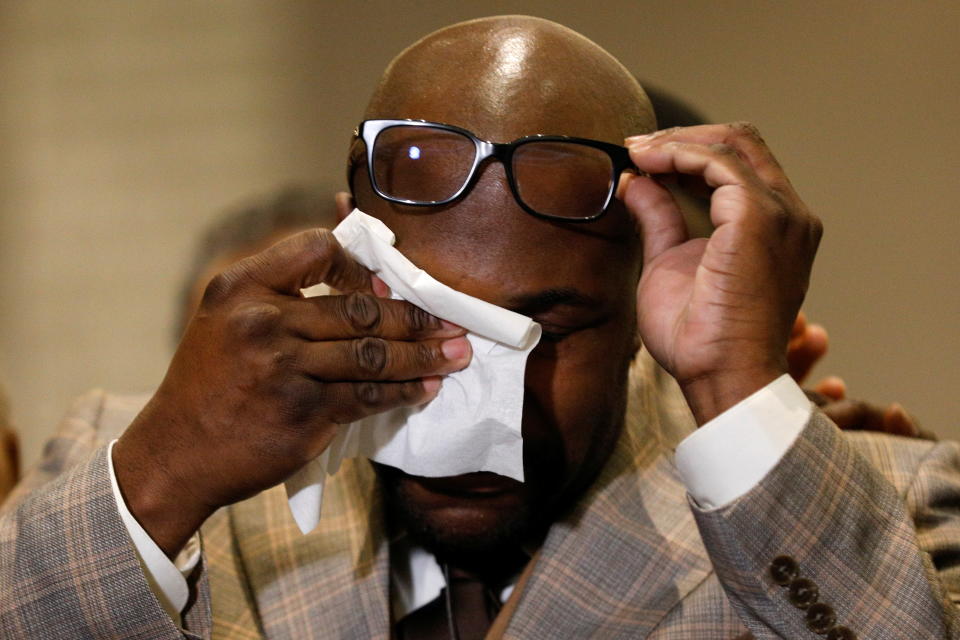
left=3, top=390, right=151, bottom=512
left=53, top=389, right=151, bottom=447
left=95, top=390, right=152, bottom=441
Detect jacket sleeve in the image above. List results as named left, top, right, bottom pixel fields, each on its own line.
left=0, top=391, right=211, bottom=639
left=692, top=410, right=960, bottom=639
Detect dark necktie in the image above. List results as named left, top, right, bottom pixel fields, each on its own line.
left=395, top=565, right=503, bottom=640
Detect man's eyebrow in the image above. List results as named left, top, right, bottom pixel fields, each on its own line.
left=507, top=287, right=600, bottom=313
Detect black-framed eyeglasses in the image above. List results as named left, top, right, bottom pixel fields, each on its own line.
left=354, top=119, right=637, bottom=222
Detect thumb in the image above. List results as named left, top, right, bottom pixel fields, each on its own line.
left=240, top=228, right=374, bottom=296
left=620, top=174, right=688, bottom=267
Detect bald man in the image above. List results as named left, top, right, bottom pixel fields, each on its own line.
left=2, top=16, right=958, bottom=640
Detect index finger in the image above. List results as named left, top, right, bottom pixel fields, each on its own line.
left=626, top=122, right=790, bottom=191
left=285, top=293, right=465, bottom=342
left=239, top=229, right=375, bottom=296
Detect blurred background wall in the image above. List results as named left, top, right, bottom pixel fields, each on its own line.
left=1, top=0, right=958, bottom=467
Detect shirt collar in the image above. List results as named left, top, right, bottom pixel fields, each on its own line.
left=390, top=534, right=446, bottom=622
left=389, top=534, right=527, bottom=622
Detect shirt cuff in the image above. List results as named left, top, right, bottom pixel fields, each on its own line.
left=674, top=374, right=812, bottom=510
left=107, top=439, right=200, bottom=625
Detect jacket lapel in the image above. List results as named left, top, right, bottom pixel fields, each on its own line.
left=501, top=353, right=715, bottom=638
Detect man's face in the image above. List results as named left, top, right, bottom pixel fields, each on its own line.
left=349, top=35, right=645, bottom=559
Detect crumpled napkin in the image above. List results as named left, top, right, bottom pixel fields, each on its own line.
left=285, top=209, right=541, bottom=534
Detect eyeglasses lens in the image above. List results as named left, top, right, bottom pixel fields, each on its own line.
left=372, top=126, right=476, bottom=204
left=512, top=141, right=614, bottom=219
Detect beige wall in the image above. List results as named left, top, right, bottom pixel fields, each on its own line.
left=1, top=1, right=958, bottom=468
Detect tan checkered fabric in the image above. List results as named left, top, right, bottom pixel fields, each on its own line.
left=2, top=351, right=959, bottom=638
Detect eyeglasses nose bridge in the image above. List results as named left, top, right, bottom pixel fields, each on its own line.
left=470, top=139, right=517, bottom=180
left=473, top=139, right=497, bottom=165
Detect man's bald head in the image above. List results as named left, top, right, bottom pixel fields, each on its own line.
left=365, top=15, right=655, bottom=143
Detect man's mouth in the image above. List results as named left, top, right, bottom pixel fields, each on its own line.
left=407, top=471, right=521, bottom=498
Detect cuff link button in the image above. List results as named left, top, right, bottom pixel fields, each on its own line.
left=806, top=602, right=837, bottom=634
left=826, top=626, right=856, bottom=640
left=770, top=555, right=800, bottom=585
left=770, top=555, right=853, bottom=637
left=787, top=577, right=819, bottom=609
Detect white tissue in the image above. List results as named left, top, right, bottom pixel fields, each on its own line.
left=285, top=209, right=541, bottom=534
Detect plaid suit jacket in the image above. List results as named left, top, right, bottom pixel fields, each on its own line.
left=2, top=352, right=959, bottom=639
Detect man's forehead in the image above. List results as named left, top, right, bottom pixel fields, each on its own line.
left=364, top=18, right=654, bottom=144
left=372, top=92, right=624, bottom=145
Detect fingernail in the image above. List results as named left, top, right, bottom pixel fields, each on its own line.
left=626, top=142, right=654, bottom=155
left=371, top=275, right=390, bottom=298
left=625, top=133, right=653, bottom=143
left=888, top=403, right=907, bottom=421
left=422, top=376, right=441, bottom=394
left=887, top=403, right=918, bottom=437
left=441, top=336, right=471, bottom=360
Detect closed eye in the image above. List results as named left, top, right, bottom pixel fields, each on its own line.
left=539, top=329, right=571, bottom=344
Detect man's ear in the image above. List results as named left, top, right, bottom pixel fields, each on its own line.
left=334, top=191, right=355, bottom=222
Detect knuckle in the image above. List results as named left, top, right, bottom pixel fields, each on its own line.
left=398, top=380, right=424, bottom=403
left=342, top=291, right=382, bottom=332
left=269, top=348, right=297, bottom=372
left=354, top=337, right=388, bottom=375
left=226, top=301, right=282, bottom=340
left=766, top=205, right=792, bottom=234
left=354, top=381, right=384, bottom=408
left=307, top=228, right=338, bottom=266
left=416, top=341, right=441, bottom=368
left=309, top=229, right=355, bottom=288
left=275, top=377, right=316, bottom=424
left=808, top=215, right=824, bottom=244
left=728, top=121, right=765, bottom=144
left=202, top=271, right=242, bottom=307
left=405, top=303, right=436, bottom=335
left=708, top=142, right=738, bottom=158
left=321, top=386, right=358, bottom=424
left=766, top=175, right=791, bottom=194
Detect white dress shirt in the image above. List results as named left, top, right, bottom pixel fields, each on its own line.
left=389, top=533, right=520, bottom=622
left=108, top=373, right=811, bottom=626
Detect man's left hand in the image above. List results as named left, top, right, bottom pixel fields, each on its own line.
left=623, top=123, right=823, bottom=425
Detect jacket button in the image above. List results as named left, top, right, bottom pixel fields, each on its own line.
left=826, top=626, right=856, bottom=639
left=788, top=577, right=819, bottom=609
left=770, top=555, right=800, bottom=585
left=806, top=602, right=837, bottom=634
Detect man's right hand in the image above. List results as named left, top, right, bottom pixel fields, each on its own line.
left=113, top=229, right=471, bottom=557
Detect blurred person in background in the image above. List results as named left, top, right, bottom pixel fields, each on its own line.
left=0, top=381, right=19, bottom=503
left=176, top=184, right=340, bottom=339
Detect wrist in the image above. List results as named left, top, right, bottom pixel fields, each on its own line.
left=680, top=365, right=786, bottom=426
left=113, top=420, right=213, bottom=557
